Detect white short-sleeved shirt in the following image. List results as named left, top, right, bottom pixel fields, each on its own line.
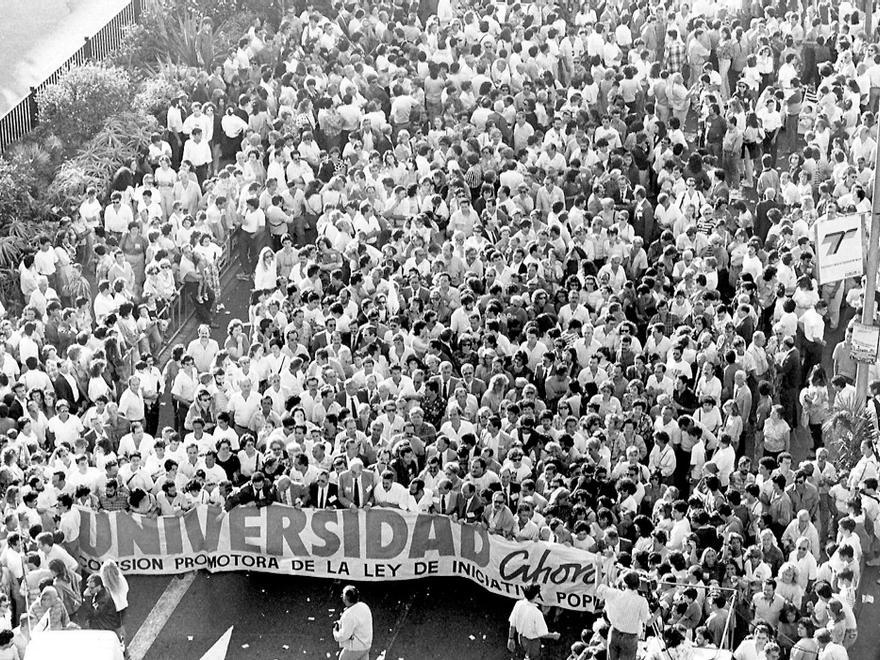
left=508, top=599, right=549, bottom=640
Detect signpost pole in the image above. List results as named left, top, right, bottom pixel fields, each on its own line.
left=855, top=143, right=880, bottom=405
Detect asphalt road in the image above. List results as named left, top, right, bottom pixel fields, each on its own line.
left=132, top=574, right=540, bottom=660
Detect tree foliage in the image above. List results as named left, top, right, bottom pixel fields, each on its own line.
left=110, top=0, right=265, bottom=73
left=133, top=62, right=203, bottom=120
left=824, top=398, right=880, bottom=475
left=47, top=112, right=158, bottom=210
left=36, top=64, right=132, bottom=152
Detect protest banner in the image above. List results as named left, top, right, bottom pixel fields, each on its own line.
left=76, top=504, right=601, bottom=611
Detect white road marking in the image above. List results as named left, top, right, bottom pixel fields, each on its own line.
left=128, top=572, right=198, bottom=660
left=379, top=592, right=417, bottom=658
left=199, top=625, right=234, bottom=660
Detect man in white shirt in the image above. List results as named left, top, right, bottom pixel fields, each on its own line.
left=513, top=502, right=541, bottom=541
left=181, top=102, right=210, bottom=138
left=157, top=481, right=191, bottom=515
left=117, top=453, right=154, bottom=493
left=187, top=324, right=220, bottom=374
left=103, top=192, right=133, bottom=238
left=47, top=400, right=83, bottom=448
left=182, top=127, right=212, bottom=185
left=57, top=493, right=80, bottom=549
left=648, top=431, right=677, bottom=481
left=667, top=500, right=692, bottom=550
left=814, top=626, right=848, bottom=660
left=372, top=470, right=409, bottom=508
left=507, top=584, right=561, bottom=658
left=332, top=585, right=372, bottom=659
left=291, top=453, right=321, bottom=489
left=645, top=363, right=675, bottom=399
left=404, top=478, right=433, bottom=513
left=36, top=531, right=79, bottom=574
left=800, top=301, right=827, bottom=379
left=227, top=378, right=261, bottom=435
left=238, top=197, right=265, bottom=277
left=117, top=375, right=145, bottom=425
left=596, top=571, right=651, bottom=659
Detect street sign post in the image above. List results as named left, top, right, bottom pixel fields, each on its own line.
left=852, top=322, right=880, bottom=363
left=814, top=212, right=866, bottom=286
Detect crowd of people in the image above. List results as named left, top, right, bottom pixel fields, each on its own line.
left=3, top=0, right=880, bottom=657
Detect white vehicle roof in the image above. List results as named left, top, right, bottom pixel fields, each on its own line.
left=23, top=630, right=123, bottom=660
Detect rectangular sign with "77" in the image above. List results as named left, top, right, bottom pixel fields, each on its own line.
left=814, top=212, right=865, bottom=285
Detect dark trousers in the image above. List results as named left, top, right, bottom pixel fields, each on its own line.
left=673, top=445, right=692, bottom=497
left=169, top=131, right=184, bottom=168
left=809, top=423, right=824, bottom=451
left=516, top=635, right=542, bottom=659
left=608, top=628, right=638, bottom=660
left=174, top=401, right=189, bottom=435
left=802, top=340, right=823, bottom=386
left=762, top=132, right=779, bottom=168
left=781, top=393, right=798, bottom=429
left=785, top=113, right=800, bottom=153
left=184, top=281, right=214, bottom=324
left=196, top=286, right=214, bottom=324
left=145, top=400, right=160, bottom=437
left=292, top=215, right=307, bottom=246
left=193, top=163, right=209, bottom=187
left=237, top=229, right=258, bottom=274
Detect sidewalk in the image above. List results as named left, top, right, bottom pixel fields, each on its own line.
left=853, top=564, right=879, bottom=659
left=155, top=252, right=246, bottom=428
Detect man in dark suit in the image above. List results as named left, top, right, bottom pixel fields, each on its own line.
left=7, top=383, right=27, bottom=421
left=53, top=362, right=82, bottom=415
left=777, top=336, right=801, bottom=427
left=425, top=435, right=457, bottom=467
left=459, top=363, right=487, bottom=400
left=429, top=360, right=460, bottom=402
left=400, top=271, right=430, bottom=316
left=754, top=188, right=779, bottom=243
left=44, top=301, right=74, bottom=356
left=432, top=479, right=461, bottom=518
left=733, top=303, right=756, bottom=344
left=531, top=353, right=554, bottom=400
left=307, top=470, right=342, bottom=509
left=309, top=320, right=335, bottom=353
left=633, top=186, right=655, bottom=242
left=363, top=75, right=391, bottom=117
left=709, top=170, right=730, bottom=204
left=457, top=482, right=484, bottom=523
left=336, top=379, right=368, bottom=416
left=225, top=472, right=276, bottom=510
left=337, top=459, right=375, bottom=509
left=494, top=469, right=521, bottom=510
left=274, top=475, right=309, bottom=507
left=601, top=528, right=633, bottom=555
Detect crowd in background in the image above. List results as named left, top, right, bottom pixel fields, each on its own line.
left=3, top=0, right=880, bottom=657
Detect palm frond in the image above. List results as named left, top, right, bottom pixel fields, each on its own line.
left=823, top=398, right=879, bottom=475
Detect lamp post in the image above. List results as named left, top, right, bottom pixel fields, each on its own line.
left=854, top=129, right=880, bottom=405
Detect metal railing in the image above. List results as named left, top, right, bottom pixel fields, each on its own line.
left=0, top=0, right=142, bottom=151
left=160, top=230, right=237, bottom=350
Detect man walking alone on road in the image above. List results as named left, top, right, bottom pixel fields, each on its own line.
left=507, top=583, right=560, bottom=659
left=333, top=585, right=372, bottom=660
